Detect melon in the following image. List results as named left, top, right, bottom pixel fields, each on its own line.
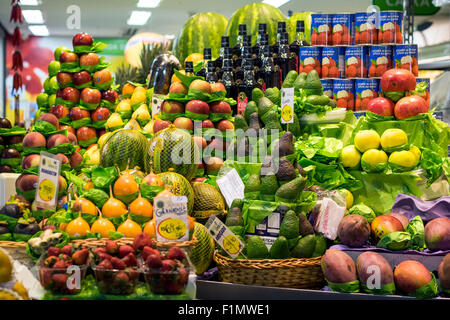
left=148, top=126, right=199, bottom=181
left=189, top=222, right=215, bottom=275
left=173, top=12, right=229, bottom=64
left=287, top=12, right=314, bottom=44
left=100, top=129, right=150, bottom=173
left=157, top=171, right=195, bottom=215
left=192, top=183, right=226, bottom=221
left=225, top=3, right=286, bottom=48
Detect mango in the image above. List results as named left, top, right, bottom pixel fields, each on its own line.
left=337, top=214, right=370, bottom=247
left=356, top=252, right=394, bottom=291
left=438, top=253, right=450, bottom=292
left=394, top=260, right=433, bottom=295
left=321, top=249, right=358, bottom=284
left=371, top=214, right=404, bottom=242
left=424, top=217, right=450, bottom=251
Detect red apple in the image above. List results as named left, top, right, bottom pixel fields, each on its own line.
left=169, top=82, right=188, bottom=94
left=93, top=69, right=112, bottom=86
left=69, top=152, right=83, bottom=168
left=210, top=101, right=231, bottom=115
left=161, top=101, right=185, bottom=114
left=380, top=68, right=416, bottom=92
left=189, top=79, right=211, bottom=94
left=211, top=82, right=226, bottom=93
left=80, top=53, right=99, bottom=66
left=215, top=119, right=234, bottom=132
left=72, top=71, right=92, bottom=86
left=55, top=153, right=69, bottom=165
left=173, top=117, right=194, bottom=131
left=76, top=126, right=97, bottom=142
left=186, top=100, right=210, bottom=116
left=59, top=51, right=78, bottom=64
left=367, top=97, right=395, bottom=117
left=73, top=32, right=93, bottom=47
left=56, top=72, right=73, bottom=87
left=62, top=87, right=80, bottom=103
left=70, top=107, right=90, bottom=121
left=153, top=120, right=172, bottom=133
left=47, top=134, right=70, bottom=149
left=101, top=89, right=118, bottom=103
left=60, top=125, right=75, bottom=135
left=202, top=119, right=214, bottom=129
left=81, top=88, right=101, bottom=105
left=50, top=104, right=70, bottom=119
left=56, top=88, right=64, bottom=98
left=394, top=95, right=428, bottom=120
left=38, top=113, right=59, bottom=130
left=91, top=107, right=110, bottom=122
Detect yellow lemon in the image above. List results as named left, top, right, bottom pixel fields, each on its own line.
left=340, top=145, right=361, bottom=168
left=380, top=128, right=408, bottom=150
left=409, top=146, right=421, bottom=164
left=361, top=149, right=388, bottom=172
left=343, top=189, right=354, bottom=209
left=354, top=130, right=381, bottom=153
left=0, top=249, right=12, bottom=283
left=185, top=53, right=203, bottom=64
left=388, top=150, right=417, bottom=169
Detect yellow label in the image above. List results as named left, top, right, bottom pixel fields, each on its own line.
left=38, top=179, right=56, bottom=202
left=281, top=104, right=293, bottom=122
left=158, top=218, right=187, bottom=240
left=223, top=234, right=241, bottom=255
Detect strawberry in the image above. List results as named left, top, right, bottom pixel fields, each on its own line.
left=132, top=233, right=153, bottom=251
left=161, top=259, right=177, bottom=272
left=44, top=256, right=58, bottom=267
left=118, top=245, right=134, bottom=258
left=178, top=267, right=189, bottom=285
left=105, top=240, right=118, bottom=255
left=53, top=259, right=69, bottom=269
left=168, top=247, right=185, bottom=261
left=59, top=254, right=72, bottom=261
left=122, top=253, right=137, bottom=267
left=97, top=258, right=113, bottom=270
left=111, top=257, right=126, bottom=270
left=142, top=246, right=160, bottom=261
left=61, top=245, right=73, bottom=256
left=146, top=254, right=162, bottom=269
left=93, top=247, right=107, bottom=256
left=40, top=268, right=53, bottom=287
left=72, top=248, right=89, bottom=265
left=114, top=271, right=129, bottom=284
left=97, top=252, right=113, bottom=261
left=47, top=246, right=61, bottom=257
left=52, top=273, right=69, bottom=288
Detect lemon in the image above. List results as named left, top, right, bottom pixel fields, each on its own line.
left=12, top=282, right=29, bottom=300
left=354, top=130, right=381, bottom=153
left=361, top=149, right=388, bottom=172
left=185, top=53, right=204, bottom=64
left=341, top=189, right=354, bottom=209
left=381, top=128, right=408, bottom=150
left=409, top=146, right=421, bottom=164
left=389, top=150, right=417, bottom=169
left=0, top=249, right=12, bottom=283
left=340, top=145, right=361, bottom=168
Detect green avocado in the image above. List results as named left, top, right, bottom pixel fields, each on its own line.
left=279, top=210, right=300, bottom=239
left=269, top=236, right=290, bottom=259
left=291, top=234, right=316, bottom=258
left=282, top=70, right=298, bottom=88
left=247, top=235, right=269, bottom=259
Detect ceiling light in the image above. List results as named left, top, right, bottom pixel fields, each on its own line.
left=164, top=34, right=175, bottom=40
left=127, top=11, right=152, bottom=25
left=20, top=0, right=41, bottom=5
left=29, top=25, right=49, bottom=36
left=22, top=10, right=44, bottom=24
left=137, top=0, right=161, bottom=8
left=262, top=0, right=291, bottom=8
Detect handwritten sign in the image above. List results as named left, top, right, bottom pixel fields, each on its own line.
left=154, top=196, right=189, bottom=242
left=35, top=152, right=61, bottom=210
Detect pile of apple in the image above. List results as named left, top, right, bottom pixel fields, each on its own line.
left=367, top=69, right=428, bottom=120
left=37, top=32, right=118, bottom=161
left=38, top=244, right=90, bottom=294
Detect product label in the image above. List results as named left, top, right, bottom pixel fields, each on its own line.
left=331, top=13, right=355, bottom=45
left=151, top=94, right=165, bottom=118
left=355, top=79, right=380, bottom=111
left=368, top=45, right=393, bottom=77
left=321, top=79, right=334, bottom=98
left=314, top=197, right=346, bottom=240
left=205, top=215, right=245, bottom=259
left=216, top=168, right=245, bottom=207
left=154, top=196, right=189, bottom=242
left=35, top=152, right=61, bottom=210
left=322, top=46, right=345, bottom=78
left=379, top=11, right=403, bottom=44
left=299, top=47, right=321, bottom=74
left=354, top=12, right=378, bottom=45
left=237, top=92, right=248, bottom=114
left=245, top=212, right=282, bottom=243
left=393, top=44, right=418, bottom=76
left=345, top=46, right=369, bottom=78
left=333, top=79, right=355, bottom=111
left=281, top=88, right=294, bottom=124
left=311, top=14, right=332, bottom=45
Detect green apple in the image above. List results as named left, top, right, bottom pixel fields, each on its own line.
left=48, top=61, right=61, bottom=77
left=49, top=76, right=59, bottom=93
left=54, top=46, right=71, bottom=61
left=48, top=94, right=56, bottom=107
left=36, top=93, right=49, bottom=109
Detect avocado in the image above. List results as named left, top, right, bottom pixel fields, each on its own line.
left=230, top=198, right=244, bottom=211
left=0, top=203, right=21, bottom=218
left=304, top=70, right=323, bottom=96
left=312, top=234, right=327, bottom=257
left=277, top=131, right=294, bottom=157
left=291, top=234, right=316, bottom=258
left=251, top=88, right=264, bottom=104
left=258, top=97, right=274, bottom=117
left=261, top=110, right=282, bottom=131
left=264, top=87, right=281, bottom=105
left=305, top=95, right=330, bottom=106
left=244, top=173, right=261, bottom=198
left=260, top=174, right=279, bottom=201
left=287, top=114, right=301, bottom=138
left=225, top=207, right=244, bottom=227
left=244, top=101, right=258, bottom=123
left=248, top=112, right=262, bottom=133
left=269, top=236, right=290, bottom=259
left=282, top=70, right=298, bottom=89
left=234, top=114, right=249, bottom=132
left=294, top=72, right=307, bottom=92
left=236, top=136, right=252, bottom=159
left=279, top=210, right=300, bottom=239
left=260, top=155, right=276, bottom=177
left=298, top=213, right=314, bottom=236
left=275, top=157, right=296, bottom=183
left=275, top=176, right=307, bottom=203
left=246, top=235, right=269, bottom=259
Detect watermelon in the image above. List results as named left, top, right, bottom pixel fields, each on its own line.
left=100, top=129, right=150, bottom=173
left=148, top=126, right=199, bottom=181
left=173, top=12, right=228, bottom=64
left=287, top=12, right=314, bottom=44
left=157, top=171, right=195, bottom=215
left=225, top=3, right=286, bottom=48
left=189, top=222, right=215, bottom=275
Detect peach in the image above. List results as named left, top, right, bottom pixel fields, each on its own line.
left=60, top=125, right=75, bottom=135
left=23, top=131, right=46, bottom=148
left=69, top=152, right=83, bottom=168
left=189, top=79, right=211, bottom=94
left=161, top=101, right=185, bottom=114
left=153, top=120, right=171, bottom=134
left=67, top=132, right=77, bottom=145
left=22, top=154, right=41, bottom=169
left=55, top=153, right=69, bottom=165
left=210, top=82, right=226, bottom=93
left=76, top=127, right=97, bottom=142
left=169, top=82, right=188, bottom=94
left=50, top=104, right=70, bottom=119
left=173, top=117, right=194, bottom=131
left=210, top=101, right=231, bottom=115
left=215, top=120, right=234, bottom=132
left=202, top=119, right=214, bottom=129
left=38, top=113, right=60, bottom=130
left=47, top=134, right=70, bottom=149
left=185, top=100, right=210, bottom=116
left=16, top=174, right=39, bottom=192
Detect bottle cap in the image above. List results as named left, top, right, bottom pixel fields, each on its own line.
left=221, top=36, right=229, bottom=47
left=204, top=48, right=212, bottom=59
left=278, top=21, right=286, bottom=33
left=296, top=20, right=305, bottom=32
left=258, top=23, right=267, bottom=34
left=243, top=59, right=253, bottom=70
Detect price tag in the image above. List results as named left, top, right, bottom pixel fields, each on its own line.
left=153, top=196, right=189, bottom=242
left=281, top=88, right=294, bottom=124
left=205, top=215, right=245, bottom=259
left=216, top=168, right=245, bottom=208
left=151, top=94, right=165, bottom=118
left=35, top=152, right=61, bottom=210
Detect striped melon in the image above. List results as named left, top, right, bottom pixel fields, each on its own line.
left=287, top=12, right=314, bottom=44
left=148, top=126, right=199, bottom=181
left=157, top=171, right=195, bottom=215
left=189, top=222, right=215, bottom=275
left=173, top=12, right=228, bottom=64
left=225, top=3, right=286, bottom=48
left=100, top=129, right=150, bottom=173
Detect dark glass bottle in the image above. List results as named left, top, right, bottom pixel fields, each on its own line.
left=256, top=40, right=281, bottom=91
left=237, top=59, right=257, bottom=114
left=205, top=61, right=218, bottom=83
left=232, top=24, right=247, bottom=62
left=289, top=20, right=309, bottom=73
left=197, top=48, right=211, bottom=78
left=253, top=23, right=267, bottom=69
left=271, top=21, right=286, bottom=58
left=278, top=32, right=296, bottom=83
left=235, top=35, right=252, bottom=71
left=220, top=55, right=237, bottom=102
left=185, top=61, right=194, bottom=76
left=215, top=36, right=229, bottom=80
left=235, top=42, right=253, bottom=83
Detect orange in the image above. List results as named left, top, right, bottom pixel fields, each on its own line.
left=65, top=214, right=90, bottom=237
left=91, top=214, right=116, bottom=238
left=122, top=83, right=135, bottom=97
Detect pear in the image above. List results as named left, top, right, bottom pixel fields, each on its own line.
left=102, top=186, right=128, bottom=218
left=131, top=104, right=150, bottom=121
left=113, top=169, right=139, bottom=205
left=91, top=208, right=116, bottom=238
left=65, top=213, right=90, bottom=237
left=117, top=215, right=142, bottom=238
left=129, top=189, right=153, bottom=218
left=130, top=86, right=146, bottom=106
left=124, top=119, right=141, bottom=131
left=115, top=99, right=132, bottom=112
left=105, top=112, right=124, bottom=130
left=84, top=144, right=100, bottom=165
left=143, top=120, right=154, bottom=134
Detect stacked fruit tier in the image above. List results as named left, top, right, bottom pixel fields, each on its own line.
left=35, top=32, right=119, bottom=165
left=0, top=118, right=26, bottom=174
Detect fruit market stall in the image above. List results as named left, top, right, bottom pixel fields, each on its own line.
left=0, top=1, right=450, bottom=301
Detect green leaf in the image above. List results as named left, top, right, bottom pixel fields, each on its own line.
left=173, top=69, right=204, bottom=88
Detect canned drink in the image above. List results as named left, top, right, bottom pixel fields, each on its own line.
left=311, top=14, right=332, bottom=46
left=345, top=45, right=369, bottom=78
left=354, top=12, right=378, bottom=45
left=321, top=46, right=345, bottom=78
left=393, top=44, right=418, bottom=76
left=331, top=13, right=354, bottom=46
left=378, top=11, right=403, bottom=44
left=355, top=78, right=380, bottom=111
left=321, top=79, right=333, bottom=99
left=368, top=45, right=393, bottom=78
left=299, top=46, right=322, bottom=76
left=333, top=79, right=355, bottom=111
left=415, top=78, right=430, bottom=107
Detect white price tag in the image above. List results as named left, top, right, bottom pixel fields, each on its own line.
left=153, top=196, right=189, bottom=242
left=35, top=152, right=61, bottom=210
left=151, top=94, right=165, bottom=118
left=216, top=168, right=245, bottom=208
left=205, top=215, right=245, bottom=259
left=281, top=88, right=294, bottom=124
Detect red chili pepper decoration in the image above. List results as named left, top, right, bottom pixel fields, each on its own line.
left=12, top=27, right=22, bottom=47
left=13, top=72, right=23, bottom=93
left=12, top=51, right=23, bottom=71
left=10, top=4, right=23, bottom=24
left=11, top=0, right=20, bottom=4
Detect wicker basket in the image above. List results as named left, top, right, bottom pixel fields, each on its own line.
left=214, top=251, right=325, bottom=289
left=0, top=241, right=33, bottom=267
